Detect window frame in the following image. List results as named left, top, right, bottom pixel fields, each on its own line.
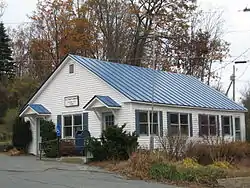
left=138, top=111, right=160, bottom=136
left=69, top=64, right=74, bottom=74
left=62, top=113, right=84, bottom=138
left=102, top=112, right=115, bottom=130
left=235, top=117, right=241, bottom=141
left=169, top=112, right=190, bottom=136
left=199, top=114, right=217, bottom=136
left=222, top=116, right=231, bottom=135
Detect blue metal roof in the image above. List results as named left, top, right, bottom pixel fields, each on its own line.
left=29, top=104, right=51, bottom=114
left=96, top=95, right=121, bottom=107
left=70, top=55, right=247, bottom=111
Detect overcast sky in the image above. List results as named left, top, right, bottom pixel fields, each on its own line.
left=2, top=0, right=250, bottom=102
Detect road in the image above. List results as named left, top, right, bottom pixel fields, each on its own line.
left=0, top=154, right=177, bottom=188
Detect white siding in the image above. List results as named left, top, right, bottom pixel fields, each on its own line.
left=29, top=58, right=131, bottom=139
left=129, top=102, right=246, bottom=149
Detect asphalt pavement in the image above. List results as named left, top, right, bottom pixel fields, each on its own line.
left=0, top=154, right=178, bottom=188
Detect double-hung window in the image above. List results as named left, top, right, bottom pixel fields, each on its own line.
left=221, top=116, right=231, bottom=135
left=199, top=114, right=217, bottom=136
left=63, top=113, right=88, bottom=138
left=235, top=117, right=241, bottom=141
left=137, top=111, right=161, bottom=136
left=168, top=113, right=190, bottom=136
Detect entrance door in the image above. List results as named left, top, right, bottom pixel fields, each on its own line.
left=102, top=112, right=115, bottom=130
left=234, top=117, right=241, bottom=141
left=36, top=118, right=42, bottom=155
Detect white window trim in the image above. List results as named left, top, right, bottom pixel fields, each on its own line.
left=222, top=116, right=232, bottom=136
left=199, top=114, right=218, bottom=136
left=234, top=116, right=241, bottom=141
left=169, top=113, right=190, bottom=136
left=62, top=113, right=84, bottom=138
left=138, top=110, right=160, bottom=136
left=102, top=112, right=115, bottom=130
left=69, top=64, right=74, bottom=74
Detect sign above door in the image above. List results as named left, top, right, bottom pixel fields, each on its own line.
left=64, top=95, right=79, bottom=107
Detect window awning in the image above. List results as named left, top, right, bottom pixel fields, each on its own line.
left=83, top=95, right=121, bottom=111
left=19, top=104, right=51, bottom=117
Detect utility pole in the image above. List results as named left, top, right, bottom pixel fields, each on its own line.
left=227, top=61, right=247, bottom=101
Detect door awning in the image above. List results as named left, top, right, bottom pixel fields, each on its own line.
left=83, top=95, right=121, bottom=111
left=19, top=104, right=51, bottom=117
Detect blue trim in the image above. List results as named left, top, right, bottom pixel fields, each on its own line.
left=95, top=95, right=121, bottom=107
left=29, top=104, right=51, bottom=114
left=83, top=95, right=121, bottom=109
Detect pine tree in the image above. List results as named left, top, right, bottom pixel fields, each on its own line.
left=0, top=22, right=14, bottom=82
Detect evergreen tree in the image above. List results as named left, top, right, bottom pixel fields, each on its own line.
left=0, top=22, right=14, bottom=82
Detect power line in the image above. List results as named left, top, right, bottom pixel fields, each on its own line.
left=210, top=47, right=250, bottom=74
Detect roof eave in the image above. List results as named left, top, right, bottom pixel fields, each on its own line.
left=127, top=100, right=247, bottom=113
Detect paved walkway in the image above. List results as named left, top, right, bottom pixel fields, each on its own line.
left=0, top=154, right=177, bottom=188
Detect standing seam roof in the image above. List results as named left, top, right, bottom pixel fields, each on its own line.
left=70, top=55, right=247, bottom=111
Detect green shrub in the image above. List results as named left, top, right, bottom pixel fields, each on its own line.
left=149, top=162, right=227, bottom=185
left=12, top=117, right=32, bottom=153
left=40, top=120, right=57, bottom=142
left=43, top=139, right=58, bottom=158
left=40, top=120, right=57, bottom=158
left=149, top=163, right=179, bottom=181
left=86, top=124, right=138, bottom=161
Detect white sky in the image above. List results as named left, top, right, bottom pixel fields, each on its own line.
left=1, top=0, right=250, bottom=102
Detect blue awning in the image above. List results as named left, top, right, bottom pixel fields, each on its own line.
left=83, top=95, right=121, bottom=110
left=19, top=104, right=51, bottom=117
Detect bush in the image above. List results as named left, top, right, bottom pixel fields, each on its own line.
left=43, top=139, right=58, bottom=158
left=158, top=134, right=188, bottom=161
left=150, top=163, right=179, bottom=181
left=40, top=120, right=57, bottom=158
left=12, top=117, right=32, bottom=153
left=185, top=139, right=250, bottom=165
left=129, top=149, right=166, bottom=178
left=86, top=124, right=138, bottom=161
left=149, top=162, right=227, bottom=185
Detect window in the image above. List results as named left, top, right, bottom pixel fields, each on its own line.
left=63, top=113, right=88, bottom=138
left=103, top=113, right=115, bottom=130
left=169, top=113, right=189, bottom=136
left=69, top=64, right=74, bottom=74
left=222, top=116, right=231, bottom=135
left=138, top=111, right=160, bottom=136
left=235, top=117, right=241, bottom=141
left=199, top=114, right=217, bottom=136
left=150, top=112, right=158, bottom=135
left=64, top=115, right=72, bottom=137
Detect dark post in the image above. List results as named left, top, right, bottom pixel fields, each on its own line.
left=57, top=136, right=60, bottom=158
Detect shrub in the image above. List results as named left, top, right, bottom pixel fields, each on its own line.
left=12, top=117, right=32, bottom=153
left=149, top=163, right=179, bottom=181
left=158, top=134, right=188, bottom=161
left=40, top=120, right=57, bottom=142
left=185, top=139, right=250, bottom=165
left=40, top=120, right=57, bottom=158
left=86, top=124, right=138, bottom=161
left=86, top=137, right=107, bottom=161
left=209, top=161, right=232, bottom=169
left=179, top=165, right=226, bottom=185
left=129, top=149, right=166, bottom=178
left=43, top=139, right=58, bottom=158
left=182, top=157, right=201, bottom=168
left=149, top=162, right=227, bottom=186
